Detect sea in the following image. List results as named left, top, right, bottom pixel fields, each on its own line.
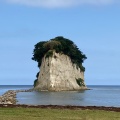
left=0, top=85, right=120, bottom=107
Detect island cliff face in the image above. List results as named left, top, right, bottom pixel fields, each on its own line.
left=34, top=52, right=87, bottom=91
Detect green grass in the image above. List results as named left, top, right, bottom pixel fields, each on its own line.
left=0, top=108, right=120, bottom=120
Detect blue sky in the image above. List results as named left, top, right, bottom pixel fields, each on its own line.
left=0, top=0, right=120, bottom=85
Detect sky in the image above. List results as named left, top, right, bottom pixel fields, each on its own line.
left=0, top=0, right=120, bottom=85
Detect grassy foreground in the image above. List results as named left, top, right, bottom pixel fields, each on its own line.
left=0, top=107, right=120, bottom=120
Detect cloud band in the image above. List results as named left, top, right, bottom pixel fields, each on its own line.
left=5, top=0, right=120, bottom=8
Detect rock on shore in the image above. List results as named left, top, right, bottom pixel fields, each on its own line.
left=0, top=89, right=33, bottom=105
left=0, top=90, right=17, bottom=104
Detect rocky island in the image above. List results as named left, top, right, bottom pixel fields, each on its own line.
left=32, top=36, right=87, bottom=91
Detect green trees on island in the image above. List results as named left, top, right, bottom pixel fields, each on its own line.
left=32, top=36, right=87, bottom=87
left=32, top=36, right=87, bottom=71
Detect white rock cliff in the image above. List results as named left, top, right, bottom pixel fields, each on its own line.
left=34, top=52, right=87, bottom=91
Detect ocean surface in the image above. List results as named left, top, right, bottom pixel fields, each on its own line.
left=0, top=85, right=120, bottom=107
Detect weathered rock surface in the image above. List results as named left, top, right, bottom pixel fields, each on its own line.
left=35, top=52, right=87, bottom=91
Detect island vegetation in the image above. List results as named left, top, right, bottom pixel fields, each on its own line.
left=32, top=36, right=87, bottom=70
left=32, top=36, right=87, bottom=87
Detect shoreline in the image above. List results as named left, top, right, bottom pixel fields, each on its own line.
left=0, top=89, right=120, bottom=112
left=0, top=88, right=90, bottom=104
left=0, top=104, right=120, bottom=112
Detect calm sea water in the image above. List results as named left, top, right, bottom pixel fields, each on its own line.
left=0, top=85, right=120, bottom=107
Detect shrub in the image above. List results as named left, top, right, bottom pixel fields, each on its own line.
left=36, top=72, right=39, bottom=78
left=43, top=40, right=61, bottom=50
left=76, top=78, right=85, bottom=87
left=45, top=50, right=53, bottom=58
left=34, top=79, right=38, bottom=87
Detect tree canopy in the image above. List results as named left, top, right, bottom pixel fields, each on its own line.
left=32, top=36, right=87, bottom=71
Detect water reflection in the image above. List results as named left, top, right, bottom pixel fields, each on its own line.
left=17, top=90, right=87, bottom=105
left=17, top=86, right=120, bottom=107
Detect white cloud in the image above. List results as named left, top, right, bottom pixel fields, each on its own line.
left=5, top=0, right=120, bottom=8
